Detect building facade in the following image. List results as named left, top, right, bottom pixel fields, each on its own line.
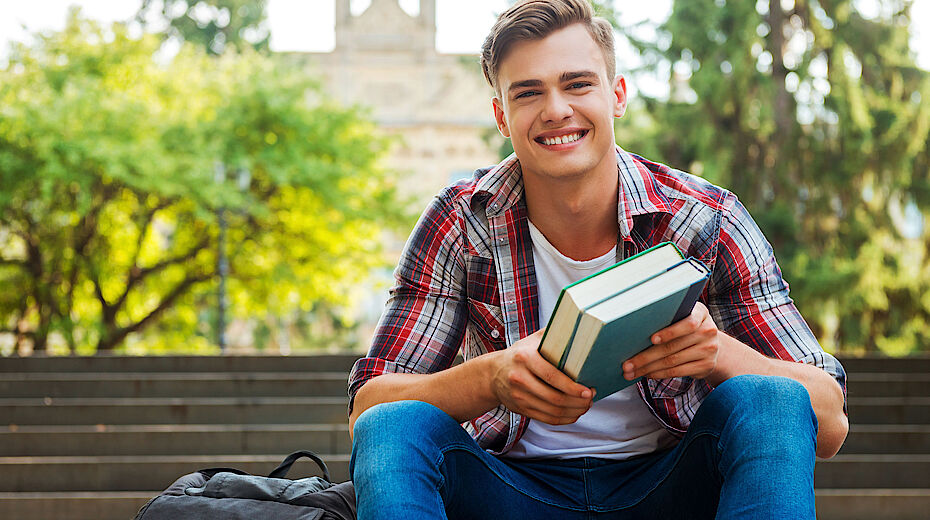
left=297, top=0, right=502, bottom=200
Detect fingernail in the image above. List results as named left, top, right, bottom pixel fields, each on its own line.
left=652, top=335, right=660, bottom=343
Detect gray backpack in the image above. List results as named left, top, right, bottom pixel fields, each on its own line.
left=134, top=451, right=355, bottom=520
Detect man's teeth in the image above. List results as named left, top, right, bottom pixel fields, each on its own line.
left=542, top=132, right=582, bottom=146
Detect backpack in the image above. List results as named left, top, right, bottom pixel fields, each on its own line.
left=134, top=450, right=356, bottom=520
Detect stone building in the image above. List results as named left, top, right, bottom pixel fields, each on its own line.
left=296, top=0, right=502, bottom=200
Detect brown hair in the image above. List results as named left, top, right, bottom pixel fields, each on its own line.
left=480, top=0, right=616, bottom=94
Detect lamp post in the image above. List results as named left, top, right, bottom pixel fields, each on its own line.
left=215, top=163, right=229, bottom=353
left=214, top=163, right=251, bottom=354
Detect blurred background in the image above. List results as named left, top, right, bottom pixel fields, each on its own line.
left=1, top=0, right=928, bottom=357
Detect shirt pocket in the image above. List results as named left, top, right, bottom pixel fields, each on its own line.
left=464, top=253, right=499, bottom=306
left=466, top=298, right=507, bottom=354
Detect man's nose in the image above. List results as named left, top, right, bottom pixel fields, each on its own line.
left=541, top=91, right=573, bottom=122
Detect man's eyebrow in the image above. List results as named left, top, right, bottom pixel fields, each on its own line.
left=561, top=70, right=598, bottom=82
left=508, top=79, right=543, bottom=93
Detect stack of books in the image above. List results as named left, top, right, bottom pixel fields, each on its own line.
left=538, top=242, right=710, bottom=400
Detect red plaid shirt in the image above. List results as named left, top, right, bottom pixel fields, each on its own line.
left=349, top=147, right=847, bottom=455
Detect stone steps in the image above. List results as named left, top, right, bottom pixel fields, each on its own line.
left=0, top=454, right=352, bottom=492
left=0, top=372, right=351, bottom=398
left=2, top=396, right=349, bottom=425
left=0, top=354, right=359, bottom=373
left=0, top=353, right=926, bottom=519
left=0, top=424, right=351, bottom=457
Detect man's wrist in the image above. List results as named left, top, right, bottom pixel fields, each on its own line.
left=705, top=332, right=769, bottom=387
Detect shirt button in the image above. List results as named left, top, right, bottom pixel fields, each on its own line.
left=491, top=329, right=501, bottom=339
left=492, top=203, right=499, bottom=210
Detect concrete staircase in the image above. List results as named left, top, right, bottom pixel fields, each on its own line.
left=1, top=354, right=928, bottom=519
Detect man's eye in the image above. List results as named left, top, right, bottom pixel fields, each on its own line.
left=515, top=91, right=538, bottom=99
left=569, top=82, right=592, bottom=89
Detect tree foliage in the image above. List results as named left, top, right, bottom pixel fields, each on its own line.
left=137, top=0, right=270, bottom=55
left=613, top=0, right=930, bottom=354
left=0, top=11, right=407, bottom=354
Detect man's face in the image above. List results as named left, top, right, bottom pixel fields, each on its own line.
left=492, top=23, right=626, bottom=183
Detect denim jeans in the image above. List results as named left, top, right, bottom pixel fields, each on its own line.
left=350, top=374, right=818, bottom=519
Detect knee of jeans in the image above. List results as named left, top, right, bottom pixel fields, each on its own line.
left=351, top=400, right=452, bottom=480
left=353, top=400, right=450, bottom=448
left=713, top=375, right=815, bottom=428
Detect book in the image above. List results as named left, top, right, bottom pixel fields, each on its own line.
left=538, top=242, right=710, bottom=401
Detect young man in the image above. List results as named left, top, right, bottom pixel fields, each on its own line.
left=348, top=0, right=848, bottom=518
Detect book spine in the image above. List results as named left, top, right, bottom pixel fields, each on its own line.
left=671, top=272, right=710, bottom=323
left=557, top=314, right=582, bottom=370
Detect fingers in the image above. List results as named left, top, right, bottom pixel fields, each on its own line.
left=526, top=350, right=594, bottom=399
left=495, top=337, right=594, bottom=424
left=650, top=301, right=709, bottom=345
left=507, top=381, right=592, bottom=425
left=625, top=340, right=718, bottom=380
left=623, top=303, right=719, bottom=381
left=512, top=330, right=594, bottom=399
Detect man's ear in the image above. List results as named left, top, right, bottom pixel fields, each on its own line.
left=612, top=75, right=628, bottom=119
left=493, top=97, right=511, bottom=138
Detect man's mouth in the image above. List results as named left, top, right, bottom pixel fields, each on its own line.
left=535, top=130, right=588, bottom=146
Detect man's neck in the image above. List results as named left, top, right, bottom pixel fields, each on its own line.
left=523, top=160, right=620, bottom=262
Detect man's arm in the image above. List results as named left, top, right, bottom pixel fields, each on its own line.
left=349, top=329, right=595, bottom=437
left=621, top=302, right=848, bottom=458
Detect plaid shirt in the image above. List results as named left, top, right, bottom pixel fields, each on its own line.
left=349, top=147, right=848, bottom=455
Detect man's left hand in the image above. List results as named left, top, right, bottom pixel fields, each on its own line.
left=622, top=302, right=720, bottom=381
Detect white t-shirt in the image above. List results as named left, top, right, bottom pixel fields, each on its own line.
left=505, top=221, right=678, bottom=460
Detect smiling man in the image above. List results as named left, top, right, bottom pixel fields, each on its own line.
left=347, top=1, right=848, bottom=518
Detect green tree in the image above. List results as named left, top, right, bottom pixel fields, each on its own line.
left=615, top=0, right=930, bottom=354
left=137, top=0, right=270, bottom=55
left=0, top=11, right=407, bottom=354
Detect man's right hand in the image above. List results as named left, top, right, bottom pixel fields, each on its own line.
left=490, top=329, right=595, bottom=425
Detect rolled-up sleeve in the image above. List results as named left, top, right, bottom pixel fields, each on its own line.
left=347, top=193, right=469, bottom=414
left=706, top=193, right=847, bottom=412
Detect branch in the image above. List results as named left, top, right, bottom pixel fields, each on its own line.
left=127, top=200, right=173, bottom=279
left=0, top=258, right=28, bottom=268
left=102, top=272, right=212, bottom=349
left=90, top=267, right=113, bottom=322
left=110, top=234, right=212, bottom=315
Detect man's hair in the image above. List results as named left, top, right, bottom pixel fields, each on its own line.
left=480, top=0, right=616, bottom=94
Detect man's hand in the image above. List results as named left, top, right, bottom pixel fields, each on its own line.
left=491, top=329, right=594, bottom=425
left=622, top=302, right=720, bottom=382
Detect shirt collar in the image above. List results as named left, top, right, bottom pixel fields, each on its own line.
left=472, top=147, right=674, bottom=231
left=616, top=146, right=673, bottom=239
left=473, top=153, right=524, bottom=217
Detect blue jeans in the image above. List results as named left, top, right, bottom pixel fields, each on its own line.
left=350, top=375, right=818, bottom=519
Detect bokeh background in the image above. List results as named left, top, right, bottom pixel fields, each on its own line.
left=1, top=0, right=928, bottom=357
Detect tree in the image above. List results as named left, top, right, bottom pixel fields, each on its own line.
left=614, top=0, right=930, bottom=353
left=136, top=0, right=270, bottom=55
left=0, top=11, right=408, bottom=354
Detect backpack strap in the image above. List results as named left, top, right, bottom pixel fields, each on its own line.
left=267, top=450, right=331, bottom=482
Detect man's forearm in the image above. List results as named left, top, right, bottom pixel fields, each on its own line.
left=708, top=334, right=849, bottom=458
left=349, top=354, right=501, bottom=437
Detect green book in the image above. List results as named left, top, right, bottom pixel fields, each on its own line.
left=538, top=242, right=710, bottom=401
